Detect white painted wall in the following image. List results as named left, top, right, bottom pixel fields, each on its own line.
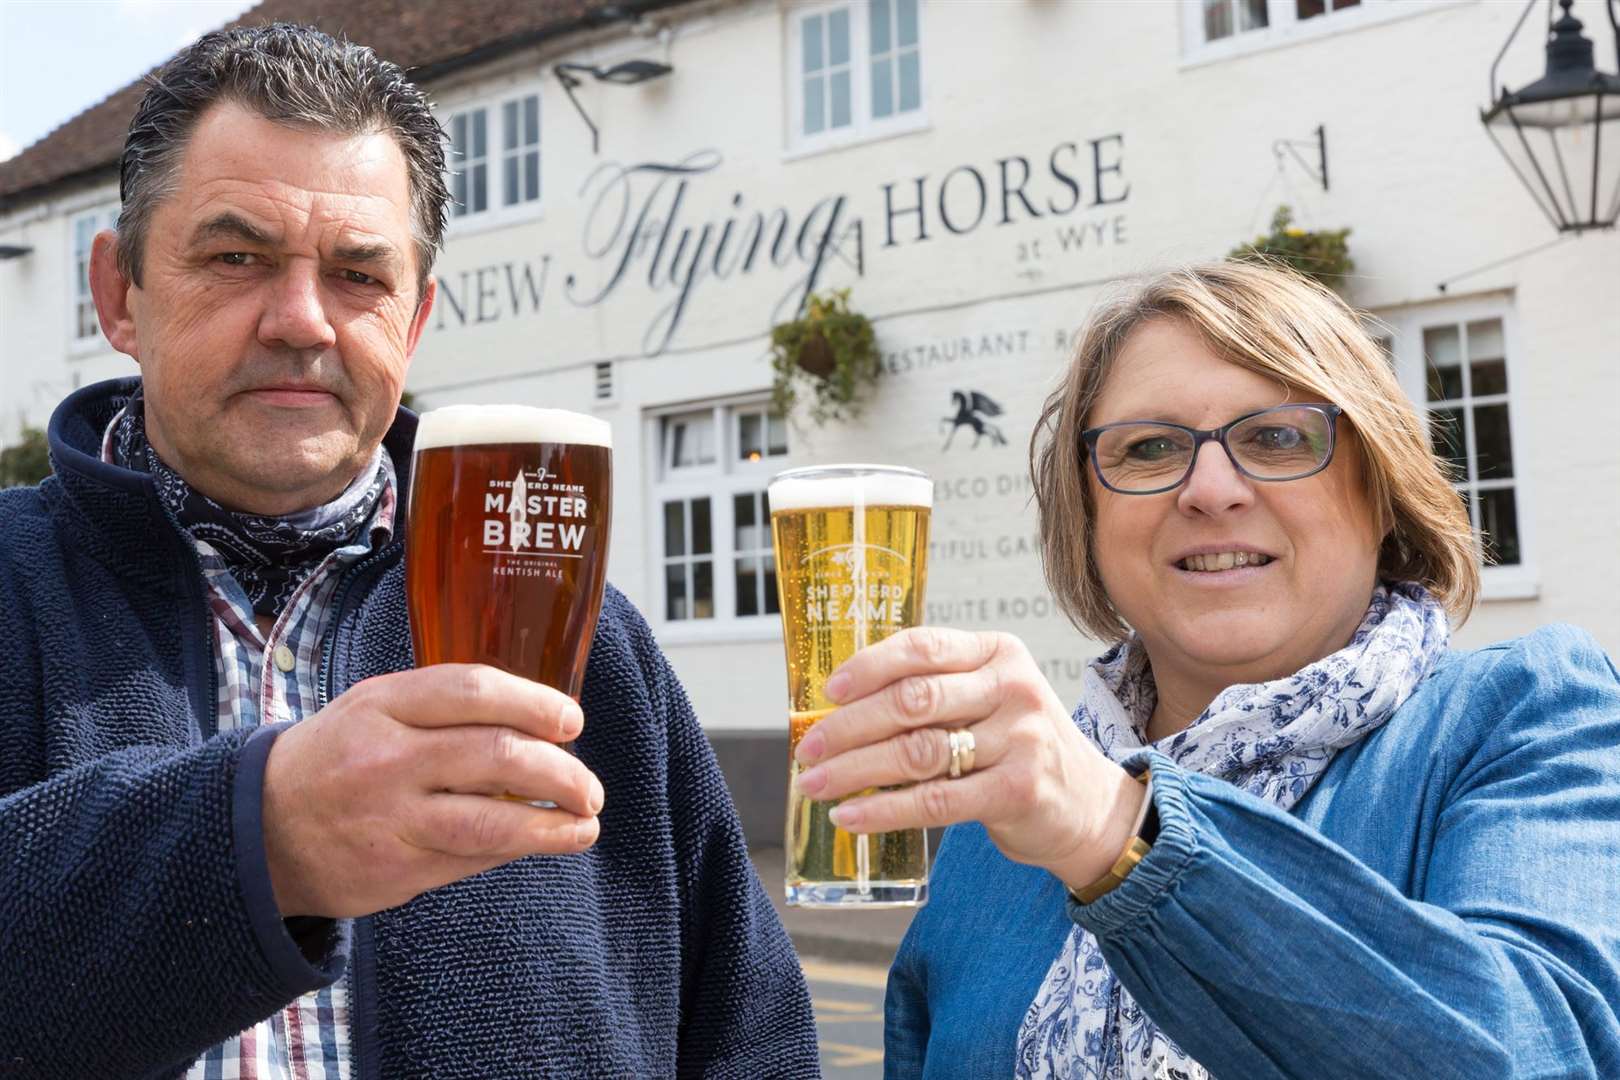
left=1, top=0, right=1615, bottom=730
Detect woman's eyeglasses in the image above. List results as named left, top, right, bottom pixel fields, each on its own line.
left=1080, top=404, right=1344, bottom=495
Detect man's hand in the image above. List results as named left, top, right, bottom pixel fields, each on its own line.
left=261, top=664, right=604, bottom=918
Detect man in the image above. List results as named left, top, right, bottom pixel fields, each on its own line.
left=0, top=23, right=820, bottom=1079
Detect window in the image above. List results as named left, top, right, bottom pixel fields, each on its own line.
left=1377, top=302, right=1531, bottom=593
left=447, top=90, right=541, bottom=223
left=1202, top=0, right=1269, bottom=43
left=70, top=207, right=116, bottom=345
left=649, top=401, right=791, bottom=632
left=789, top=0, right=925, bottom=152
left=1185, top=0, right=1418, bottom=61
left=1421, top=318, right=1520, bottom=566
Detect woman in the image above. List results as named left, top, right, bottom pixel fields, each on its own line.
left=790, top=261, right=1620, bottom=1078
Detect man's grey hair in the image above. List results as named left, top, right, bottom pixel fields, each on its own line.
left=117, top=22, right=449, bottom=300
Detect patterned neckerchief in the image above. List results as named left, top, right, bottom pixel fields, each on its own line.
left=106, top=388, right=388, bottom=617
left=1015, top=582, right=1452, bottom=1080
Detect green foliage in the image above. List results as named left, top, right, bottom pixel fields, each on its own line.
left=769, top=288, right=880, bottom=426
left=1228, top=206, right=1354, bottom=291
left=0, top=426, right=51, bottom=488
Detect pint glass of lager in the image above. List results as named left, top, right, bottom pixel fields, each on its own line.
left=769, top=464, right=932, bottom=908
left=406, top=405, right=612, bottom=702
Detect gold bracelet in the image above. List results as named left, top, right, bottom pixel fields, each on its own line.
left=1069, top=770, right=1152, bottom=906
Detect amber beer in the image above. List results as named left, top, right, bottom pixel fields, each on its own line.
left=769, top=465, right=932, bottom=907
left=406, top=405, right=612, bottom=701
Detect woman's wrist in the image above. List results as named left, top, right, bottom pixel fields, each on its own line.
left=1050, top=766, right=1151, bottom=893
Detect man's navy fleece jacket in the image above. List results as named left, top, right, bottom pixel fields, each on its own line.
left=0, top=378, right=820, bottom=1079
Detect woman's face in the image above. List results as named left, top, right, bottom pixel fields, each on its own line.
left=1088, top=318, right=1385, bottom=689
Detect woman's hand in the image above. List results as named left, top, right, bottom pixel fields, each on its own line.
left=793, top=627, right=1147, bottom=892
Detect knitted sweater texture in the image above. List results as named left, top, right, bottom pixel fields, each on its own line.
left=0, top=378, right=820, bottom=1080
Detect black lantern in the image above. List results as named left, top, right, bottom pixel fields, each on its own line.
left=1481, top=0, right=1620, bottom=233
left=555, top=60, right=673, bottom=155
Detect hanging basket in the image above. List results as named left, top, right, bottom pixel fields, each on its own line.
left=769, top=289, right=880, bottom=426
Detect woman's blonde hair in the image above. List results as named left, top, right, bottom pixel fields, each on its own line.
left=1030, top=260, right=1480, bottom=641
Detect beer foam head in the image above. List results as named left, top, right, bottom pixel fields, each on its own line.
left=414, top=405, right=613, bottom=450
left=768, top=464, right=933, bottom=510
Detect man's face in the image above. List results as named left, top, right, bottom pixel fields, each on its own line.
left=107, top=101, right=434, bottom=514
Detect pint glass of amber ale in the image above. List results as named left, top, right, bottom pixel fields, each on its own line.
left=406, top=406, right=612, bottom=702
left=769, top=464, right=932, bottom=907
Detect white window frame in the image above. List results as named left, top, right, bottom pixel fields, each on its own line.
left=441, top=84, right=544, bottom=235
left=1180, top=0, right=1455, bottom=67
left=67, top=205, right=117, bottom=355
left=644, top=396, right=792, bottom=644
left=785, top=0, right=929, bottom=159
left=1375, top=296, right=1538, bottom=601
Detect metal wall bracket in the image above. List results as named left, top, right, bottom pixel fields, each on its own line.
left=1273, top=124, right=1329, bottom=192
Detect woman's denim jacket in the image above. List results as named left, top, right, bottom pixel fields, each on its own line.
left=885, top=624, right=1620, bottom=1079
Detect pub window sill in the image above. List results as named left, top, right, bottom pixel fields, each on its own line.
left=1479, top=569, right=1540, bottom=602
left=783, top=112, right=931, bottom=164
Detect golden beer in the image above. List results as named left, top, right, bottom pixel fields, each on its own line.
left=406, top=405, right=613, bottom=701
left=769, top=465, right=932, bottom=907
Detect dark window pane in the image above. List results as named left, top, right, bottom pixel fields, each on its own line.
left=764, top=554, right=780, bottom=615
left=664, top=501, right=685, bottom=557
left=830, top=70, right=852, bottom=128
left=1203, top=0, right=1232, bottom=40
left=828, top=8, right=850, bottom=66
left=870, top=0, right=891, bottom=54
left=1423, top=325, right=1462, bottom=401
left=1478, top=487, right=1520, bottom=565
left=872, top=57, right=894, bottom=119
left=736, top=558, right=759, bottom=617
left=1426, top=360, right=1463, bottom=402
left=1332, top=0, right=1361, bottom=9
left=898, top=51, right=920, bottom=112
left=692, top=498, right=712, bottom=555
left=451, top=168, right=467, bottom=216
left=767, top=413, right=788, bottom=455
left=804, top=75, right=825, bottom=134
left=803, top=14, right=824, bottom=72
left=451, top=113, right=467, bottom=154
left=739, top=413, right=763, bottom=460
left=1473, top=404, right=1514, bottom=479
left=504, top=157, right=519, bottom=207
left=693, top=560, right=714, bottom=619
left=525, top=151, right=540, bottom=203
left=503, top=101, right=519, bottom=151
left=1470, top=358, right=1508, bottom=396
left=524, top=95, right=540, bottom=145
left=1429, top=409, right=1466, bottom=478
left=471, top=164, right=487, bottom=212
left=897, top=0, right=918, bottom=47
left=665, top=562, right=687, bottom=621
left=1240, top=0, right=1268, bottom=29
left=734, top=492, right=756, bottom=551
left=1297, top=0, right=1325, bottom=18
left=472, top=110, right=487, bottom=158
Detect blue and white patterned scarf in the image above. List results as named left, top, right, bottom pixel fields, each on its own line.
left=1014, top=581, right=1451, bottom=1080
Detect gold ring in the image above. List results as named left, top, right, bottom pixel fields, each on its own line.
left=947, top=728, right=977, bottom=779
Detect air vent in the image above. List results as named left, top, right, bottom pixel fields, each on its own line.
left=594, top=361, right=613, bottom=400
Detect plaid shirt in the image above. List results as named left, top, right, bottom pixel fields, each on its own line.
left=103, top=420, right=395, bottom=1080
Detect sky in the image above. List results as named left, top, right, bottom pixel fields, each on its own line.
left=0, top=0, right=261, bottom=162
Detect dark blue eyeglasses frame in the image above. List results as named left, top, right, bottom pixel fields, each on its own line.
left=1080, top=403, right=1345, bottom=495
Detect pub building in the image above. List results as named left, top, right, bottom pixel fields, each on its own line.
left=2, top=0, right=1616, bottom=846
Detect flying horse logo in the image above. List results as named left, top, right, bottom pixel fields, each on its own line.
left=940, top=390, right=1008, bottom=450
